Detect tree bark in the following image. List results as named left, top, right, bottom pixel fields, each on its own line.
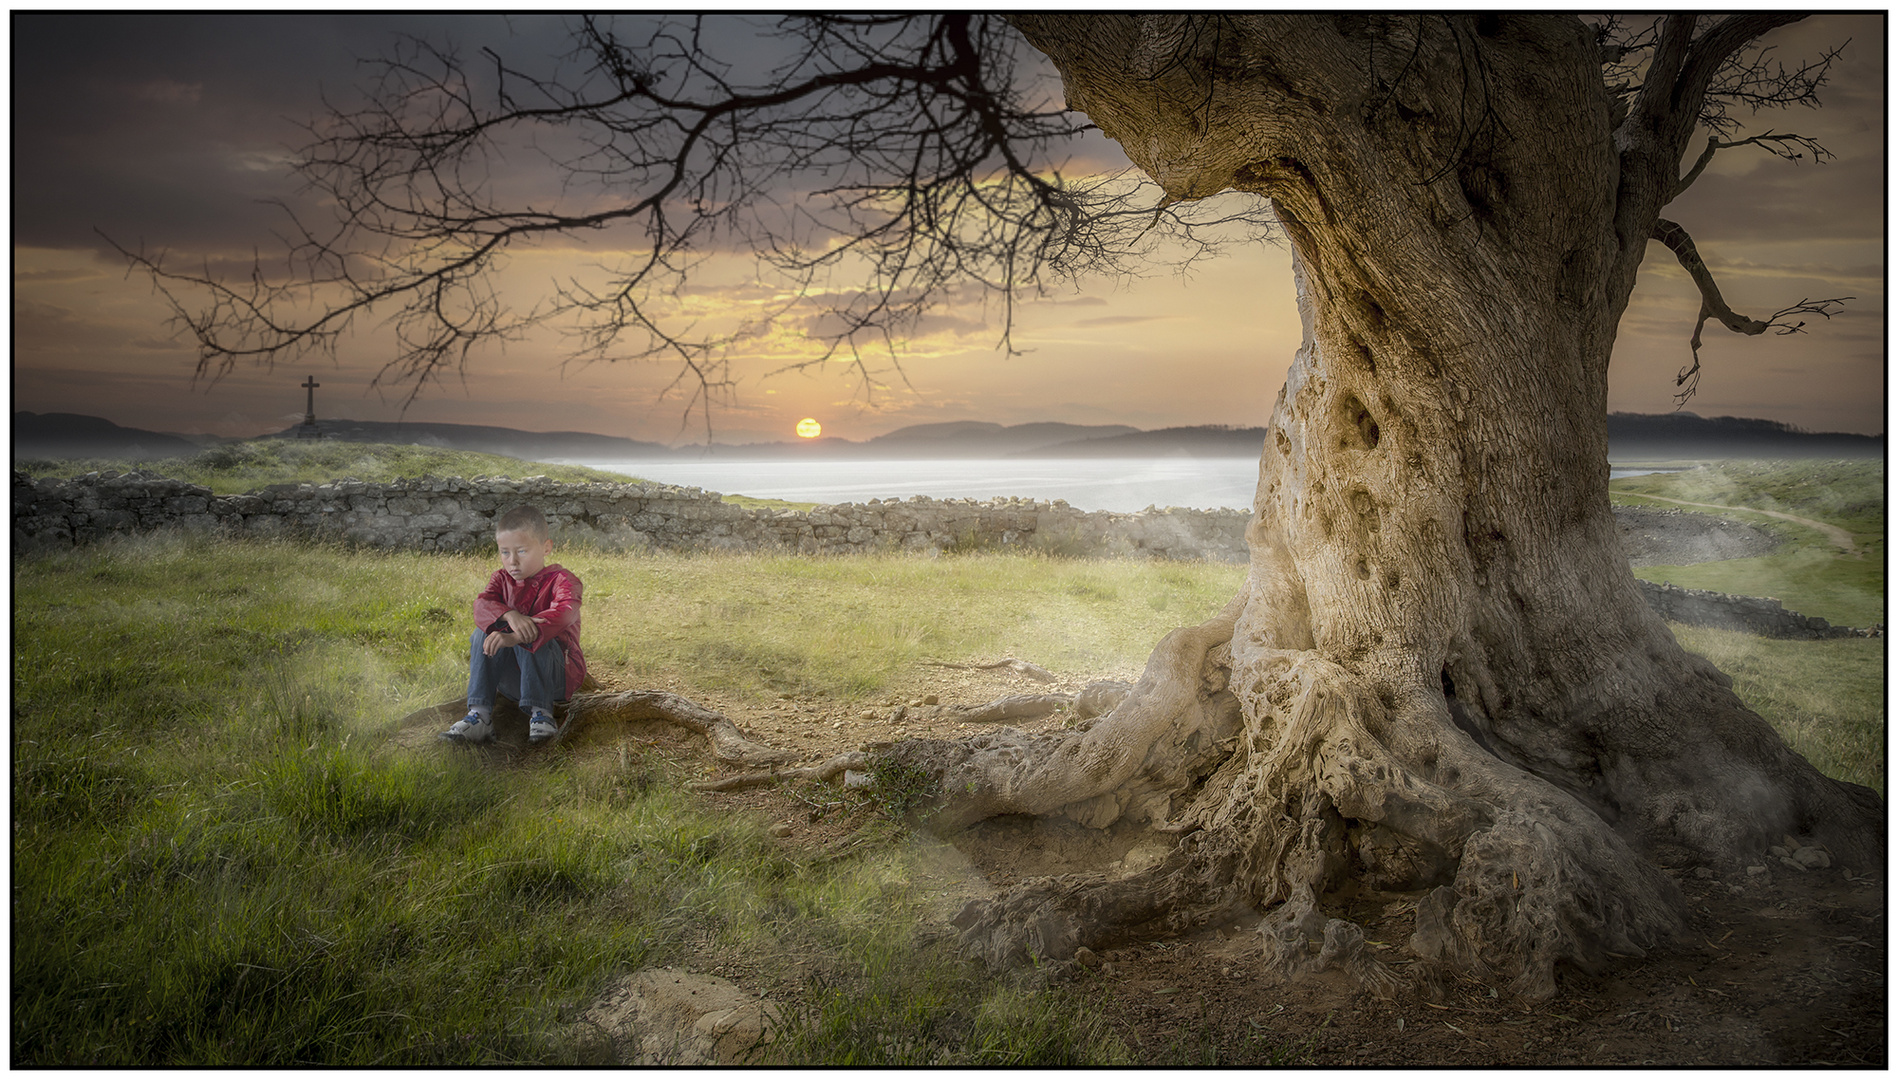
left=891, top=13, right=1882, bottom=1002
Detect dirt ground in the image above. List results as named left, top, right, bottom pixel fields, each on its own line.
left=404, top=509, right=1881, bottom=1066
left=518, top=653, right=1885, bottom=1069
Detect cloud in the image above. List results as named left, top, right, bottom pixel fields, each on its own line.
left=13, top=266, right=103, bottom=283
left=1075, top=314, right=1173, bottom=328
left=133, top=79, right=202, bottom=104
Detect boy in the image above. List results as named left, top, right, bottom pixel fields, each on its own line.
left=442, top=504, right=588, bottom=745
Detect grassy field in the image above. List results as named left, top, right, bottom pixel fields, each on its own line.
left=15, top=439, right=638, bottom=494
left=12, top=452, right=1884, bottom=1065
left=13, top=536, right=1226, bottom=1066
left=1612, top=459, right=1885, bottom=627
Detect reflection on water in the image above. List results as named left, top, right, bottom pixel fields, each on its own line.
left=560, top=457, right=1673, bottom=514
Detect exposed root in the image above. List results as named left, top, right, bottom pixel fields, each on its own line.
left=570, top=689, right=792, bottom=767
left=688, top=751, right=869, bottom=793
left=883, top=599, right=1246, bottom=835
left=925, top=657, right=1058, bottom=682
left=950, top=829, right=1256, bottom=967
left=1260, top=884, right=1406, bottom=1000
left=933, top=693, right=1073, bottom=724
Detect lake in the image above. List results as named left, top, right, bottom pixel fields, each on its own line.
left=559, top=457, right=1674, bottom=514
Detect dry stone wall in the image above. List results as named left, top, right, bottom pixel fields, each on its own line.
left=13, top=470, right=1878, bottom=639
left=1632, top=579, right=1876, bottom=640
left=10, top=470, right=1249, bottom=562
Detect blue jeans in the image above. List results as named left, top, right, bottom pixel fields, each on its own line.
left=467, top=630, right=566, bottom=715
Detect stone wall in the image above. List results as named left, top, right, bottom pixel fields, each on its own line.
left=14, top=470, right=1878, bottom=640
left=10, top=470, right=1249, bottom=562
left=1633, top=579, right=1877, bottom=640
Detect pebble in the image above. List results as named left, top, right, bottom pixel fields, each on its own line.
left=769, top=823, right=793, bottom=838
left=1792, top=846, right=1831, bottom=869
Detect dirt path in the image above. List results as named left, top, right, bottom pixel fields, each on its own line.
left=1623, top=493, right=1857, bottom=555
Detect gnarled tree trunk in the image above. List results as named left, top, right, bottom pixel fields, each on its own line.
left=890, top=13, right=1882, bottom=1002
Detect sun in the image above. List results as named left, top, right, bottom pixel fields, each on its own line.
left=795, top=417, right=822, bottom=439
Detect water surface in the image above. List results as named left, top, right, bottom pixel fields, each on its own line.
left=561, top=457, right=1674, bottom=514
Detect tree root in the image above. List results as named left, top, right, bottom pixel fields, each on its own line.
left=688, top=751, right=869, bottom=793
left=925, top=657, right=1058, bottom=682
left=569, top=689, right=792, bottom=767
left=919, top=626, right=1701, bottom=1005
left=930, top=693, right=1074, bottom=724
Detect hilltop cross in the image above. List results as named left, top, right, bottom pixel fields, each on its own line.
left=298, top=375, right=321, bottom=439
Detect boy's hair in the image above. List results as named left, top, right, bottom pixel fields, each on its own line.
left=495, top=504, right=550, bottom=541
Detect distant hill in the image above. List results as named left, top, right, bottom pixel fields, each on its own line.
left=266, top=418, right=670, bottom=460
left=13, top=412, right=202, bottom=460
left=701, top=420, right=1143, bottom=459
left=1012, top=425, right=1269, bottom=458
left=1605, top=412, right=1882, bottom=459
left=17, top=410, right=1882, bottom=466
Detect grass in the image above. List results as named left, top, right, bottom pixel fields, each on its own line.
left=15, top=439, right=640, bottom=494
left=20, top=439, right=822, bottom=511
left=1613, top=459, right=1886, bottom=628
left=13, top=456, right=1883, bottom=1064
left=1668, top=626, right=1885, bottom=796
left=12, top=535, right=1220, bottom=1066
left=580, top=551, right=1244, bottom=700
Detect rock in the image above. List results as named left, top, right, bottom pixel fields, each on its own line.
left=1792, top=846, right=1832, bottom=869
left=1746, top=864, right=1769, bottom=877
left=769, top=822, right=793, bottom=838
left=1693, top=866, right=1715, bottom=880
left=1072, top=946, right=1099, bottom=969
left=922, top=693, right=939, bottom=706
left=1769, top=845, right=1790, bottom=859
left=577, top=967, right=781, bottom=1065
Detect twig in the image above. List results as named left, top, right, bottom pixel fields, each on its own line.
left=924, top=657, right=1058, bottom=682
left=570, top=688, right=792, bottom=766
left=688, top=751, right=870, bottom=793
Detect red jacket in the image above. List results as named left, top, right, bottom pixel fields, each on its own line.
left=473, top=563, right=588, bottom=696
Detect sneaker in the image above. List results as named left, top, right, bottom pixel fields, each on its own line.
left=527, top=711, right=560, bottom=745
left=441, top=711, right=493, bottom=744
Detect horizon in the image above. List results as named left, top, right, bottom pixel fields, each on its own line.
left=11, top=14, right=1887, bottom=442
left=16, top=406, right=1884, bottom=453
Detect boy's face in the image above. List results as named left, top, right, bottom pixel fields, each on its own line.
left=495, top=528, right=553, bottom=582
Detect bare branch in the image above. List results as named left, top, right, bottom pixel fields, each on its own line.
left=1672, top=129, right=1834, bottom=200
left=1652, top=218, right=1850, bottom=406
left=107, top=14, right=1272, bottom=434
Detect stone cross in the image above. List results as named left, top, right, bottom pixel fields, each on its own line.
left=298, top=376, right=321, bottom=438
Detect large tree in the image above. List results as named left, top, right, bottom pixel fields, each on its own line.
left=124, top=13, right=1880, bottom=1001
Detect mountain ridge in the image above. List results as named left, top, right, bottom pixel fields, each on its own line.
left=12, top=411, right=1883, bottom=463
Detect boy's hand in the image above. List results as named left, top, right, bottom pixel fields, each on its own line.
left=483, top=630, right=520, bottom=656
left=502, top=609, right=540, bottom=643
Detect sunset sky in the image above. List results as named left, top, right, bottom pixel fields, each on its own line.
left=12, top=13, right=1886, bottom=446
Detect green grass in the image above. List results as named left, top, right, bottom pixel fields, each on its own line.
left=11, top=535, right=1230, bottom=1066
left=12, top=455, right=1883, bottom=1064
left=1613, top=459, right=1886, bottom=627
left=1612, top=459, right=1884, bottom=535
left=1632, top=545, right=1884, bottom=628
left=1668, top=626, right=1885, bottom=796
left=582, top=552, right=1244, bottom=700
left=15, top=439, right=640, bottom=494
